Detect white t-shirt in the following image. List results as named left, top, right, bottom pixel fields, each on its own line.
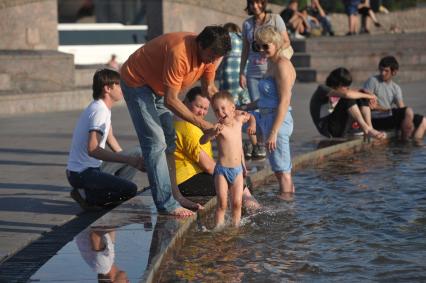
left=75, top=228, right=115, bottom=275
left=67, top=100, right=111, bottom=172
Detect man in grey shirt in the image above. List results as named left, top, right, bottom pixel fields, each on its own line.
left=363, top=56, right=425, bottom=141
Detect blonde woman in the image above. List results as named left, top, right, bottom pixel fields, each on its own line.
left=239, top=0, right=292, bottom=159
left=254, top=25, right=295, bottom=198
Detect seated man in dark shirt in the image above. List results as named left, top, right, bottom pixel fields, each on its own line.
left=310, top=67, right=386, bottom=139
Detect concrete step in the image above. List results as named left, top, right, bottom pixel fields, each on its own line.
left=291, top=32, right=426, bottom=53
left=0, top=73, right=12, bottom=91
left=291, top=51, right=426, bottom=69
left=0, top=50, right=75, bottom=93
left=297, top=64, right=426, bottom=83
left=75, top=65, right=103, bottom=87
left=0, top=88, right=92, bottom=117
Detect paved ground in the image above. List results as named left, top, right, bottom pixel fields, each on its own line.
left=0, top=80, right=425, bottom=267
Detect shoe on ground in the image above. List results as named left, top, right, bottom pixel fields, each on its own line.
left=244, top=142, right=253, bottom=159
left=294, top=32, right=305, bottom=39
left=252, top=144, right=266, bottom=159
left=70, top=188, right=102, bottom=211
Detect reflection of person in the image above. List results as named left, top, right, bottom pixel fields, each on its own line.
left=240, top=0, right=291, bottom=159
left=66, top=69, right=145, bottom=210
left=200, top=91, right=256, bottom=227
left=174, top=87, right=260, bottom=207
left=120, top=26, right=231, bottom=216
left=76, top=228, right=128, bottom=282
left=310, top=67, right=386, bottom=140
left=364, top=56, right=425, bottom=141
left=254, top=25, right=296, bottom=198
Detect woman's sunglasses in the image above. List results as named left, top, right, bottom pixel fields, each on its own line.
left=252, top=41, right=270, bottom=52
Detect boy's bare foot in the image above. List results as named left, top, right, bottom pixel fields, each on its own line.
left=169, top=206, right=194, bottom=217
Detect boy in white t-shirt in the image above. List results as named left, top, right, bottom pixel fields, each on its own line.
left=66, top=69, right=145, bottom=210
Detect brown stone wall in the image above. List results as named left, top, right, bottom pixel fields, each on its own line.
left=0, top=50, right=75, bottom=93
left=161, top=1, right=284, bottom=34
left=159, top=1, right=426, bottom=36
left=0, top=0, right=58, bottom=50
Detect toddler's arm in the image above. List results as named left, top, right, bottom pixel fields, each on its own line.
left=200, top=123, right=223, bottom=144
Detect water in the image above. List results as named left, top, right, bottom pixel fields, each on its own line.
left=158, top=142, right=426, bottom=282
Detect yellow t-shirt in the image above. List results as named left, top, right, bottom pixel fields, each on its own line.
left=174, top=120, right=213, bottom=185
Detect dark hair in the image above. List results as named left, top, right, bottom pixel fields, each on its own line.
left=245, top=0, right=268, bottom=15
left=185, top=86, right=208, bottom=103
left=379, top=56, right=399, bottom=71
left=92, top=68, right=120, bottom=100
left=223, top=22, right=241, bottom=34
left=211, top=90, right=234, bottom=105
left=325, top=67, right=352, bottom=88
left=196, top=26, right=232, bottom=57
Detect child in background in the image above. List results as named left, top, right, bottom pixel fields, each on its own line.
left=200, top=91, right=256, bottom=227
left=217, top=22, right=251, bottom=107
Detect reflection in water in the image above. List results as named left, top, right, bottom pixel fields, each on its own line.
left=159, top=141, right=426, bottom=282
left=76, top=228, right=129, bottom=283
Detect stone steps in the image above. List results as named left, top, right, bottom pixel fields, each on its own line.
left=296, top=64, right=426, bottom=83
left=75, top=65, right=104, bottom=87
left=292, top=32, right=426, bottom=83
left=0, top=73, right=12, bottom=91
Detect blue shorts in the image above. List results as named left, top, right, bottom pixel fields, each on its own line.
left=257, top=109, right=293, bottom=173
left=344, top=0, right=361, bottom=15
left=214, top=164, right=243, bottom=184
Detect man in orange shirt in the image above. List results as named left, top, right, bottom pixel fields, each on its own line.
left=120, top=26, right=231, bottom=216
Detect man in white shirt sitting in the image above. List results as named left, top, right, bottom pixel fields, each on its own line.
left=66, top=69, right=145, bottom=210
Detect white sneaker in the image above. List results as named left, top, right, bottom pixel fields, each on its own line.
left=294, top=32, right=306, bottom=39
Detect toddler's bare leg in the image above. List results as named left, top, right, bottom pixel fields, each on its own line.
left=230, top=174, right=244, bottom=227
left=215, top=174, right=228, bottom=228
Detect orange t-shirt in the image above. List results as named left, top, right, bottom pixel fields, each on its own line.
left=120, top=32, right=217, bottom=96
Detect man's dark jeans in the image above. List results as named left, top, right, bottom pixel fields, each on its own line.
left=67, top=167, right=137, bottom=206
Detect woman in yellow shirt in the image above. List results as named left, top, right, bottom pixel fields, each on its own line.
left=174, top=87, right=259, bottom=209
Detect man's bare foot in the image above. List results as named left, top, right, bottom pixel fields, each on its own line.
left=366, top=128, right=387, bottom=140
left=177, top=196, right=204, bottom=211
left=169, top=206, right=194, bottom=217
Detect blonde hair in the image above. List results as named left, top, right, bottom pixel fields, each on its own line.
left=255, top=25, right=288, bottom=59
left=212, top=90, right=235, bottom=105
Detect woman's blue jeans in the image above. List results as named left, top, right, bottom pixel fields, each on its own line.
left=121, top=81, right=179, bottom=213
